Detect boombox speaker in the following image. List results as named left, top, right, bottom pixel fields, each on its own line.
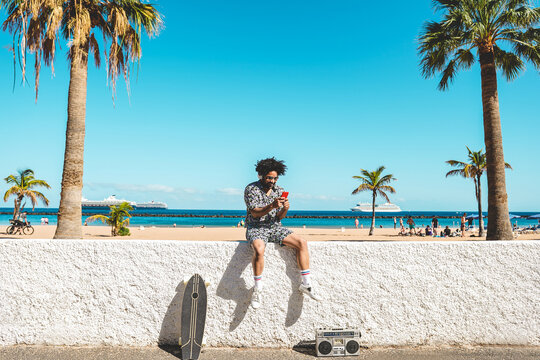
left=316, top=328, right=361, bottom=357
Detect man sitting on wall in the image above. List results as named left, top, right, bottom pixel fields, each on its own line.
left=244, top=157, right=322, bottom=309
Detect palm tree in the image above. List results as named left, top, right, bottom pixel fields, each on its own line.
left=418, top=0, right=539, bottom=240
left=446, top=147, right=512, bottom=237
left=86, top=201, right=133, bottom=236
left=4, top=169, right=51, bottom=219
left=352, top=166, right=396, bottom=236
left=1, top=1, right=162, bottom=239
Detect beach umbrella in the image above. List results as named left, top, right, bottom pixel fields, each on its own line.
left=508, top=214, right=521, bottom=219
left=528, top=214, right=540, bottom=219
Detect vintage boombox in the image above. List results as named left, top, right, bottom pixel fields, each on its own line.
left=315, top=328, right=361, bottom=357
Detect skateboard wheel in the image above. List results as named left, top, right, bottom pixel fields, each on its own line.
left=178, top=338, right=182, bottom=346
left=205, top=281, right=211, bottom=287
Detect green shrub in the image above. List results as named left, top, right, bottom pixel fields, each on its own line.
left=118, top=227, right=130, bottom=236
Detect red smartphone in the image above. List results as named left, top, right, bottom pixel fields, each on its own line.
left=281, top=191, right=289, bottom=198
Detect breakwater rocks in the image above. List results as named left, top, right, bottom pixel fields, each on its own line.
left=0, top=211, right=464, bottom=219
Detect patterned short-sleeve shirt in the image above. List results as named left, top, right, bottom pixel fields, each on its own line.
left=244, top=181, right=284, bottom=228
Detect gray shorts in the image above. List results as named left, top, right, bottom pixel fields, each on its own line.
left=246, top=226, right=293, bottom=246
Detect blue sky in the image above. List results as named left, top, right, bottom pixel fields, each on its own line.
left=1, top=1, right=539, bottom=211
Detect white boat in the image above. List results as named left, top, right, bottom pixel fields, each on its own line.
left=82, top=196, right=168, bottom=209
left=82, top=195, right=136, bottom=208
left=351, top=202, right=402, bottom=212
left=136, top=200, right=168, bottom=209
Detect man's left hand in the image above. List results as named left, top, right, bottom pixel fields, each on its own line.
left=283, top=199, right=290, bottom=210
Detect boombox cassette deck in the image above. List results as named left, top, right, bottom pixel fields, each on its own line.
left=315, top=328, right=361, bottom=357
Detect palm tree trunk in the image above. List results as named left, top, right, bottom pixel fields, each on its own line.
left=18, top=195, right=25, bottom=214
left=54, top=53, right=88, bottom=239
left=369, top=191, right=375, bottom=236
left=12, top=198, right=19, bottom=219
left=479, top=48, right=513, bottom=240
left=477, top=174, right=484, bottom=237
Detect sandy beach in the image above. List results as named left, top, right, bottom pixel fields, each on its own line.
left=2, top=225, right=538, bottom=241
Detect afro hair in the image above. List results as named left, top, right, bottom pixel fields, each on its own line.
left=255, top=157, right=287, bottom=176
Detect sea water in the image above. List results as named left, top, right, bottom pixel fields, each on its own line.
left=1, top=208, right=538, bottom=229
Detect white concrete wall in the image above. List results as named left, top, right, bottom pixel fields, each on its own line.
left=1, top=239, right=538, bottom=347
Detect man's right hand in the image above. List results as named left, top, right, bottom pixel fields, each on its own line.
left=272, top=197, right=285, bottom=209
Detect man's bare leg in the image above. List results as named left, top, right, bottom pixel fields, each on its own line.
left=282, top=233, right=321, bottom=301
left=250, top=239, right=266, bottom=309
left=251, top=239, right=266, bottom=276
left=282, top=233, right=309, bottom=270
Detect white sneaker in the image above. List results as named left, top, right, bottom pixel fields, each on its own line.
left=251, top=288, right=262, bottom=309
left=299, top=283, right=322, bottom=301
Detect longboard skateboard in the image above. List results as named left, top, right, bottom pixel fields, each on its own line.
left=180, top=274, right=208, bottom=360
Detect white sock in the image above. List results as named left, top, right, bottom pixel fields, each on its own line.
left=300, top=269, right=311, bottom=287
left=254, top=275, right=263, bottom=290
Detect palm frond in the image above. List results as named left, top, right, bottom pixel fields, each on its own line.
left=376, top=189, right=391, bottom=203
left=378, top=185, right=396, bottom=194
left=445, top=168, right=467, bottom=178
left=497, top=3, right=540, bottom=28
left=116, top=0, right=163, bottom=36
left=88, top=32, right=100, bottom=67
left=374, top=165, right=386, bottom=176
left=493, top=44, right=525, bottom=80
left=3, top=0, right=163, bottom=100
left=86, top=214, right=109, bottom=224
left=352, top=167, right=396, bottom=196
left=23, top=190, right=38, bottom=209
left=3, top=186, right=20, bottom=202
left=27, top=179, right=51, bottom=189
left=4, top=174, right=19, bottom=185
left=504, top=28, right=540, bottom=70
left=31, top=190, right=50, bottom=206
left=419, top=0, right=539, bottom=90
left=352, top=183, right=373, bottom=195
left=432, top=0, right=461, bottom=12
left=377, top=174, right=396, bottom=186
left=446, top=159, right=469, bottom=167
left=352, top=175, right=369, bottom=182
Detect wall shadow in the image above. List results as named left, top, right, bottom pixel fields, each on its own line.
left=292, top=340, right=316, bottom=356
left=215, top=242, right=252, bottom=331
left=276, top=244, right=304, bottom=327
left=158, top=281, right=184, bottom=349
left=159, top=241, right=304, bottom=346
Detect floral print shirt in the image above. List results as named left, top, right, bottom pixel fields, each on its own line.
left=244, top=181, right=284, bottom=228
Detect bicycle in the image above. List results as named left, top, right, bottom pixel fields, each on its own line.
left=6, top=219, right=34, bottom=235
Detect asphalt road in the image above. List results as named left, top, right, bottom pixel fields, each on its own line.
left=1, top=346, right=540, bottom=360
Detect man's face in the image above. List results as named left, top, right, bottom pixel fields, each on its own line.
left=261, top=171, right=278, bottom=190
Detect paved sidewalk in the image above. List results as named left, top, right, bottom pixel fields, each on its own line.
left=1, top=346, right=540, bottom=360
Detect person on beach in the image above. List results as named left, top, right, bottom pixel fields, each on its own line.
left=432, top=216, right=439, bottom=229
left=399, top=217, right=404, bottom=231
left=19, top=212, right=28, bottom=226
left=393, top=217, right=397, bottom=229
left=444, top=225, right=452, bottom=237
left=460, top=213, right=467, bottom=237
left=354, top=218, right=359, bottom=229
left=406, top=216, right=415, bottom=235
left=244, top=157, right=322, bottom=309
